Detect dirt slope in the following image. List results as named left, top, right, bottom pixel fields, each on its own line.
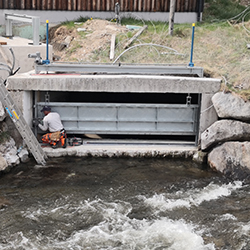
left=50, top=19, right=127, bottom=62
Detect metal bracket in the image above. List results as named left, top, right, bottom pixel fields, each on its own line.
left=28, top=52, right=43, bottom=65
left=45, top=91, right=50, bottom=103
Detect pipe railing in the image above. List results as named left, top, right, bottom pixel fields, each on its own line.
left=5, top=13, right=40, bottom=45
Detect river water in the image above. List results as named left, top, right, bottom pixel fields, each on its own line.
left=0, top=157, right=250, bottom=250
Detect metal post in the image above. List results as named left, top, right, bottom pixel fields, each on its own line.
left=5, top=18, right=12, bottom=37
left=188, top=23, right=195, bottom=67
left=42, top=20, right=50, bottom=65
left=115, top=2, right=120, bottom=24
left=32, top=16, right=40, bottom=45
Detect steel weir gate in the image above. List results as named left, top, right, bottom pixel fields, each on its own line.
left=37, top=102, right=200, bottom=141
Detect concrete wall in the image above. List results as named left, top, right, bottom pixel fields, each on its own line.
left=0, top=10, right=199, bottom=26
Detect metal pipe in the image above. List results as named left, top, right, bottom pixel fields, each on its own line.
left=42, top=20, right=50, bottom=65
left=188, top=23, right=195, bottom=67
left=46, top=20, right=49, bottom=61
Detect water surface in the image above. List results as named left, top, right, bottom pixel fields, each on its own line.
left=0, top=157, right=249, bottom=250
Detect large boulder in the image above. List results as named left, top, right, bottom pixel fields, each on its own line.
left=0, top=101, right=6, bottom=121
left=208, top=141, right=250, bottom=182
left=201, top=120, right=250, bottom=150
left=0, top=155, right=8, bottom=172
left=4, top=148, right=20, bottom=166
left=17, top=148, right=29, bottom=163
left=212, top=92, right=250, bottom=121
left=0, top=137, right=19, bottom=167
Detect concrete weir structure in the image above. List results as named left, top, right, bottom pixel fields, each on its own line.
left=6, top=70, right=221, bottom=159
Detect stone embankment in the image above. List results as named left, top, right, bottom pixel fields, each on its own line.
left=201, top=91, right=250, bottom=182
left=0, top=102, right=29, bottom=172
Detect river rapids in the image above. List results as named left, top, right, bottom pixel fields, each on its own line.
left=0, top=157, right=250, bottom=250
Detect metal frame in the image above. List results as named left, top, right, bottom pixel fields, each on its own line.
left=36, top=102, right=200, bottom=143
left=34, top=63, right=204, bottom=77
left=5, top=13, right=40, bottom=45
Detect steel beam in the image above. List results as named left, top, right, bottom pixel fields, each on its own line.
left=35, top=63, right=204, bottom=77
left=5, top=13, right=40, bottom=45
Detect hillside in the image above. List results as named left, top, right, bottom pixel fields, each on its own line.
left=49, top=2, right=250, bottom=99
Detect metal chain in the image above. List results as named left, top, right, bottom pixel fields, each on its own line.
left=45, top=91, right=50, bottom=104
left=186, top=93, right=191, bottom=106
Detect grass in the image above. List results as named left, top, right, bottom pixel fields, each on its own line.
left=54, top=0, right=250, bottom=98
left=203, top=0, right=249, bottom=22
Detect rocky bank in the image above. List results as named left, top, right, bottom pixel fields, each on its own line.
left=0, top=101, right=29, bottom=173
left=201, top=91, right=250, bottom=182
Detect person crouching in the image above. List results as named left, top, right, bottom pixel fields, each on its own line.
left=38, top=105, right=67, bottom=149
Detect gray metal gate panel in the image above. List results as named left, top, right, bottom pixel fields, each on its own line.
left=37, top=102, right=199, bottom=136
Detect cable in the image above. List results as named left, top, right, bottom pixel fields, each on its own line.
left=241, top=11, right=250, bottom=34
left=221, top=75, right=231, bottom=94
left=113, top=43, right=183, bottom=64
left=201, top=104, right=214, bottom=113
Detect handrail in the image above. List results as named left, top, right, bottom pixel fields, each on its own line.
left=5, top=13, right=40, bottom=45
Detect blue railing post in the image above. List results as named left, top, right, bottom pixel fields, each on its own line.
left=42, top=20, right=50, bottom=65
left=188, top=23, right=195, bottom=67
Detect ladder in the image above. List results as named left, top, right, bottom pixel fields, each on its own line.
left=0, top=80, right=47, bottom=165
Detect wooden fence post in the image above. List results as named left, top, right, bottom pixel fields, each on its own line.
left=169, top=0, right=176, bottom=36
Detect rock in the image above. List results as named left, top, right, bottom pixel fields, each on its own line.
left=17, top=148, right=29, bottom=163
left=192, top=151, right=207, bottom=163
left=0, top=196, right=11, bottom=208
left=5, top=148, right=20, bottom=166
left=201, top=120, right=250, bottom=151
left=0, top=101, right=6, bottom=121
left=212, top=92, right=250, bottom=121
left=0, top=121, right=8, bottom=132
left=0, top=137, right=15, bottom=154
left=77, top=28, right=87, bottom=32
left=208, top=141, right=250, bottom=182
left=57, top=36, right=74, bottom=51
left=0, top=137, right=20, bottom=166
left=0, top=155, right=8, bottom=171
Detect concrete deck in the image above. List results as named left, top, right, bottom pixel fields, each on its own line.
left=7, top=71, right=221, bottom=94
left=42, top=139, right=197, bottom=158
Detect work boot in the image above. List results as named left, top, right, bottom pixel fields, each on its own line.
left=61, top=133, right=67, bottom=148
left=51, top=141, right=59, bottom=149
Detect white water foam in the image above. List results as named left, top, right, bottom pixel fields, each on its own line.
left=1, top=198, right=216, bottom=250
left=219, top=213, right=237, bottom=221
left=140, top=181, right=243, bottom=212
left=49, top=218, right=215, bottom=250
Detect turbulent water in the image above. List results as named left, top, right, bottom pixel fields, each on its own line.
left=0, top=157, right=250, bottom=250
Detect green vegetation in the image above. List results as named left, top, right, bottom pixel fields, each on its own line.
left=66, top=42, right=82, bottom=55
left=203, top=0, right=249, bottom=22
left=61, top=17, right=90, bottom=28
left=56, top=0, right=250, bottom=99
left=0, top=132, right=10, bottom=144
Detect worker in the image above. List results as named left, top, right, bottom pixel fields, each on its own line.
left=37, top=105, right=67, bottom=149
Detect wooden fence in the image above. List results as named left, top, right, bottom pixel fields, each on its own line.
left=0, top=0, right=203, bottom=12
